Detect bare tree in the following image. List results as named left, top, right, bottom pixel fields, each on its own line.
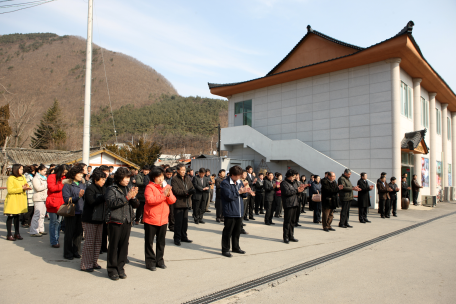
left=9, top=98, right=37, bottom=148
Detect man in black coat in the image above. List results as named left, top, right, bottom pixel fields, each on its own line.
left=411, top=174, right=422, bottom=206
left=263, top=172, right=276, bottom=225
left=254, top=173, right=265, bottom=215
left=134, top=165, right=150, bottom=225
left=401, top=176, right=410, bottom=199
left=388, top=177, right=400, bottom=217
left=215, top=169, right=226, bottom=223
left=281, top=169, right=305, bottom=243
left=357, top=172, right=374, bottom=223
left=192, top=168, right=210, bottom=224
left=321, top=172, right=342, bottom=231
left=245, top=166, right=256, bottom=220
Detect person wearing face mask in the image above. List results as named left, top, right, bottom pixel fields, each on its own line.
left=62, top=163, right=87, bottom=260
left=105, top=168, right=139, bottom=280
left=144, top=167, right=176, bottom=271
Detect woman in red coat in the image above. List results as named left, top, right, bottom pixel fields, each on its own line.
left=144, top=166, right=176, bottom=271
left=45, top=165, right=68, bottom=248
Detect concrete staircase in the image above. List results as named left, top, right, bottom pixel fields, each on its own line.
left=221, top=125, right=377, bottom=207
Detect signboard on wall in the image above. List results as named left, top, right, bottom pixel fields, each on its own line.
left=436, top=161, right=442, bottom=187
left=421, top=157, right=429, bottom=187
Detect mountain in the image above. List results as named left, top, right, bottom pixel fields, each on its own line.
left=0, top=33, right=179, bottom=150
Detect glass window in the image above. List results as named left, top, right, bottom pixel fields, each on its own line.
left=421, top=97, right=429, bottom=128
left=436, top=108, right=441, bottom=135
left=234, top=100, right=252, bottom=127
left=401, top=82, right=412, bottom=119
left=448, top=117, right=451, bottom=140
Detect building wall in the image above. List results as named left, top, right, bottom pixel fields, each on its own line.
left=228, top=60, right=393, bottom=180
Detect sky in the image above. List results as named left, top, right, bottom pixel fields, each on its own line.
left=1, top=0, right=455, bottom=99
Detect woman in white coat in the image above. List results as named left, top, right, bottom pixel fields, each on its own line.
left=30, top=165, right=48, bottom=237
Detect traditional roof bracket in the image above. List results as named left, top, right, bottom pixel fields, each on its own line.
left=306, top=25, right=313, bottom=33
left=400, top=129, right=429, bottom=155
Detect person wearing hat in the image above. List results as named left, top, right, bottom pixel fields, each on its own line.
left=134, top=165, right=151, bottom=225
left=388, top=177, right=400, bottom=217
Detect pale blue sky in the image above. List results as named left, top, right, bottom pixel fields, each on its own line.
left=1, top=0, right=455, bottom=98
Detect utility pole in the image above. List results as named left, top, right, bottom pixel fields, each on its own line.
left=218, top=123, right=221, bottom=157
left=82, top=0, right=93, bottom=165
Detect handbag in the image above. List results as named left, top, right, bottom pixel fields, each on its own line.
left=57, top=197, right=75, bottom=217
left=312, top=191, right=321, bottom=202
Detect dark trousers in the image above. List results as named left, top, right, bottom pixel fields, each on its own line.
left=144, top=223, right=167, bottom=268
left=358, top=206, right=368, bottom=222
left=192, top=194, right=207, bottom=221
left=274, top=196, right=282, bottom=216
left=64, top=214, right=83, bottom=259
left=221, top=217, right=242, bottom=252
left=296, top=195, right=303, bottom=223
left=283, top=206, right=297, bottom=239
left=322, top=208, right=334, bottom=229
left=313, top=201, right=322, bottom=223
left=300, top=194, right=307, bottom=212
left=379, top=199, right=391, bottom=216
left=391, top=196, right=397, bottom=215
left=265, top=199, right=274, bottom=223
left=21, top=206, right=34, bottom=225
left=339, top=200, right=351, bottom=226
left=135, top=201, right=145, bottom=222
left=215, top=197, right=223, bottom=220
left=412, top=191, right=419, bottom=205
left=107, top=222, right=131, bottom=276
left=246, top=194, right=255, bottom=218
left=255, top=193, right=264, bottom=213
left=101, top=222, right=108, bottom=251
left=6, top=215, right=19, bottom=236
left=168, top=204, right=175, bottom=230
left=174, top=208, right=189, bottom=241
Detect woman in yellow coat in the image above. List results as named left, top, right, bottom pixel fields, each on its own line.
left=4, top=164, right=31, bottom=241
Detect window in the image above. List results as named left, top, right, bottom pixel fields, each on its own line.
left=401, top=82, right=412, bottom=118
left=401, top=152, right=413, bottom=165
left=448, top=117, right=451, bottom=140
left=421, top=97, right=429, bottom=128
left=234, top=100, right=252, bottom=127
left=436, top=108, right=441, bottom=135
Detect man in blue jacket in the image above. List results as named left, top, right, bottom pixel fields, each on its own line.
left=220, top=165, right=252, bottom=257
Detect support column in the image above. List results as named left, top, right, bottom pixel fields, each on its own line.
left=442, top=103, right=449, bottom=187
left=388, top=58, right=402, bottom=183
left=429, top=93, right=437, bottom=196
left=412, top=78, right=422, bottom=193
left=452, top=112, right=456, bottom=188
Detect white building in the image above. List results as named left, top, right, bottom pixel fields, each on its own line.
left=208, top=21, right=455, bottom=205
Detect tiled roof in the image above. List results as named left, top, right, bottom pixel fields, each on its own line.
left=209, top=20, right=455, bottom=98
left=401, top=129, right=429, bottom=152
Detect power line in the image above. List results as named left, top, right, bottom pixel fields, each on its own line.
left=0, top=0, right=58, bottom=14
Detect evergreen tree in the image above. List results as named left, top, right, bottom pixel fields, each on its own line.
left=105, top=138, right=161, bottom=168
left=31, top=99, right=66, bottom=149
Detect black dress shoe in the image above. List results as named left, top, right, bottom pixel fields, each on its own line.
left=126, top=259, right=130, bottom=263
left=194, top=220, right=199, bottom=224
left=81, top=268, right=94, bottom=272
left=119, top=273, right=127, bottom=279
left=270, top=222, right=276, bottom=225
left=381, top=215, right=385, bottom=218
left=241, top=229, right=248, bottom=234
left=338, top=225, right=347, bottom=228
left=365, top=219, right=371, bottom=223
left=181, top=239, right=193, bottom=243
left=255, top=212, right=259, bottom=215
left=205, top=210, right=211, bottom=212
left=174, top=240, right=181, bottom=246
left=345, top=224, right=353, bottom=228
left=216, top=218, right=220, bottom=222
left=265, top=222, right=271, bottom=225
left=290, top=238, right=299, bottom=242
left=260, top=211, right=264, bottom=214
left=199, top=220, right=205, bottom=224
left=73, top=253, right=82, bottom=259
left=283, top=239, right=290, bottom=244
left=233, top=249, right=246, bottom=254
left=393, top=214, right=397, bottom=217
left=360, top=220, right=366, bottom=223
left=147, top=266, right=157, bottom=271
left=385, top=216, right=390, bottom=218
left=295, top=223, right=302, bottom=227
left=242, top=223, right=246, bottom=226
left=249, top=217, right=255, bottom=220
left=157, top=264, right=167, bottom=269
left=94, top=265, right=102, bottom=269
left=303, top=211, right=307, bottom=213
left=109, top=275, right=119, bottom=281
left=222, top=252, right=232, bottom=258
left=329, top=228, right=336, bottom=231
left=323, top=228, right=329, bottom=232
left=244, top=218, right=249, bottom=221
left=65, top=256, right=74, bottom=260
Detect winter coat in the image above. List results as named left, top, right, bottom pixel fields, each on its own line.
left=144, top=182, right=176, bottom=226
left=263, top=179, right=275, bottom=202
left=377, top=180, right=390, bottom=200
left=401, top=181, right=410, bottom=198
left=388, top=182, right=399, bottom=199
left=171, top=175, right=195, bottom=209
left=280, top=178, right=299, bottom=208
left=192, top=175, right=210, bottom=201
left=45, top=174, right=65, bottom=213
left=412, top=179, right=421, bottom=193
left=321, top=178, right=339, bottom=209
left=25, top=173, right=34, bottom=206
left=255, top=179, right=265, bottom=194
left=338, top=174, right=354, bottom=202
left=246, top=173, right=256, bottom=191
left=274, top=180, right=282, bottom=196
left=220, top=177, right=248, bottom=218
left=135, top=172, right=150, bottom=202
left=105, top=183, right=140, bottom=224
left=309, top=181, right=321, bottom=198
left=357, top=179, right=372, bottom=208
left=32, top=174, right=48, bottom=202
left=62, top=179, right=87, bottom=215
left=215, top=177, right=223, bottom=201
left=82, top=182, right=106, bottom=224
left=4, top=175, right=28, bottom=215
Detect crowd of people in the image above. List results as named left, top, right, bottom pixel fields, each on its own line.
left=3, top=161, right=420, bottom=280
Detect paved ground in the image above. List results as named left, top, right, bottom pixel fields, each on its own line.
left=0, top=202, right=455, bottom=304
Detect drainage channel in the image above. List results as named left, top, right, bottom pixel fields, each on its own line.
left=184, top=211, right=456, bottom=304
